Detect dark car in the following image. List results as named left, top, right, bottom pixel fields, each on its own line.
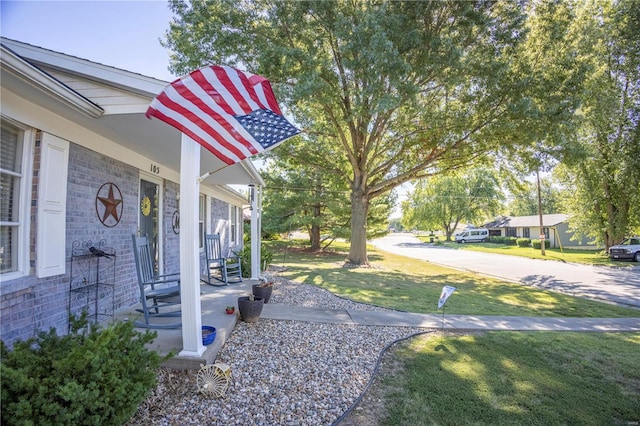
left=609, top=237, right=640, bottom=262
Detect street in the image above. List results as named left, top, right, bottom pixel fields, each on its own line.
left=371, top=232, right=640, bottom=309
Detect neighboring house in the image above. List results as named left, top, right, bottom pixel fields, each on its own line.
left=484, top=214, right=589, bottom=248
left=0, top=38, right=264, bottom=348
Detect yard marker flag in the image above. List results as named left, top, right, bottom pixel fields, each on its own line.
left=438, top=285, right=456, bottom=309
left=146, top=65, right=300, bottom=165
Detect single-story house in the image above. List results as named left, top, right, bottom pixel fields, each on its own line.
left=0, top=37, right=266, bottom=353
left=483, top=214, right=590, bottom=248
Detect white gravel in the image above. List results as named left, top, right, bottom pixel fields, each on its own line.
left=127, top=277, right=432, bottom=426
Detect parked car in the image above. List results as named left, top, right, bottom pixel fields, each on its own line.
left=609, top=237, right=640, bottom=262
left=455, top=228, right=489, bottom=243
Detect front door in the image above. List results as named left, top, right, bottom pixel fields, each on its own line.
left=139, top=177, right=162, bottom=275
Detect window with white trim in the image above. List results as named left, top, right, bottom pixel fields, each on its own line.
left=199, top=194, right=205, bottom=249
left=230, top=205, right=238, bottom=245
left=0, top=118, right=32, bottom=277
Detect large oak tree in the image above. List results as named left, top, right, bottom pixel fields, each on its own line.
left=163, top=0, right=569, bottom=265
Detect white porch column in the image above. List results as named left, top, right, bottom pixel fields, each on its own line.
left=179, top=134, right=205, bottom=357
left=257, top=186, right=263, bottom=274
left=250, top=185, right=260, bottom=279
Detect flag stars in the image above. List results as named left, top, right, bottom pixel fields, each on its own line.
left=237, top=109, right=299, bottom=149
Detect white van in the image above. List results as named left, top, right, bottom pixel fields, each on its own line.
left=455, top=228, right=489, bottom=243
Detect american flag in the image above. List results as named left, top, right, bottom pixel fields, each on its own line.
left=146, top=65, right=300, bottom=165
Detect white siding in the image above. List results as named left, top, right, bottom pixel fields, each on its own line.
left=46, top=69, right=151, bottom=113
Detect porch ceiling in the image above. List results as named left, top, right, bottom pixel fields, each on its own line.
left=94, top=113, right=260, bottom=186
left=2, top=61, right=260, bottom=187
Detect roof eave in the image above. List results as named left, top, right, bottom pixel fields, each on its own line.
left=1, top=44, right=104, bottom=118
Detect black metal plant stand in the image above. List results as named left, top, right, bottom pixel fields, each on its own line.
left=68, top=240, right=116, bottom=330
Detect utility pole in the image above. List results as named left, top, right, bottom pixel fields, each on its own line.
left=536, top=169, right=546, bottom=256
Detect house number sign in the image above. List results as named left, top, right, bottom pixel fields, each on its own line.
left=150, top=163, right=160, bottom=174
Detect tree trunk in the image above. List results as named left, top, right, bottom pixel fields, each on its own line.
left=348, top=188, right=369, bottom=266
left=309, top=172, right=323, bottom=251
left=536, top=170, right=546, bottom=256
left=310, top=221, right=321, bottom=251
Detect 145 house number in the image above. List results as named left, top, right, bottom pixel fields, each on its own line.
left=150, top=163, right=161, bottom=174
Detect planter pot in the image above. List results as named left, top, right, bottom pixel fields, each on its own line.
left=202, top=326, right=217, bottom=345
left=252, top=284, right=273, bottom=303
left=237, top=296, right=264, bottom=323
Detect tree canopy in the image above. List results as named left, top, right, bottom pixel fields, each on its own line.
left=402, top=168, right=503, bottom=240
left=163, top=0, right=588, bottom=264
left=556, top=0, right=640, bottom=247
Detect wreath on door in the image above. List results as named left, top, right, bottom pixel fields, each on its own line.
left=141, top=195, right=152, bottom=216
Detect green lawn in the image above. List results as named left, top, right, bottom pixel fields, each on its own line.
left=377, top=332, right=640, bottom=425
left=268, top=239, right=639, bottom=317
left=267, top=239, right=640, bottom=425
left=415, top=235, right=630, bottom=267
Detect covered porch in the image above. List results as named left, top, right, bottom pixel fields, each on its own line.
left=114, top=278, right=261, bottom=370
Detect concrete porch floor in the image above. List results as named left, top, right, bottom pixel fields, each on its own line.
left=114, top=278, right=260, bottom=370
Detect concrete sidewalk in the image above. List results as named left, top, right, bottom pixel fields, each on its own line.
left=263, top=303, right=640, bottom=332
left=123, top=279, right=640, bottom=369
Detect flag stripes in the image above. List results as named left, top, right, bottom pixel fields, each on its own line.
left=146, top=65, right=299, bottom=165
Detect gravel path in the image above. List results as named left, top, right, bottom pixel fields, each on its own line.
left=127, top=277, right=432, bottom=426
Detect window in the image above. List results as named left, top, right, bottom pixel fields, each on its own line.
left=0, top=118, right=32, bottom=277
left=230, top=206, right=238, bottom=245
left=523, top=228, right=530, bottom=238
left=199, top=194, right=205, bottom=249
left=506, top=227, right=517, bottom=237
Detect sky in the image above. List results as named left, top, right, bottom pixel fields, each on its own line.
left=1, top=0, right=177, bottom=81
left=1, top=0, right=410, bottom=216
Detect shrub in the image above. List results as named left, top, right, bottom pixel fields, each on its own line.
left=489, top=236, right=518, bottom=245
left=489, top=236, right=505, bottom=244
left=532, top=239, right=551, bottom=249
left=516, top=238, right=531, bottom=247
left=1, top=312, right=162, bottom=426
left=236, top=243, right=275, bottom=278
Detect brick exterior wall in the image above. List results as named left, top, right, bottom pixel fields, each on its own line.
left=199, top=197, right=231, bottom=278
left=1, top=141, right=240, bottom=348
left=163, top=180, right=181, bottom=275
left=211, top=198, right=230, bottom=252
left=2, top=144, right=160, bottom=346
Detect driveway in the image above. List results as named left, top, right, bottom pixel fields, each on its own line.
left=371, top=233, right=640, bottom=309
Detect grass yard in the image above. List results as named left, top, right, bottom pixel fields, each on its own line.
left=369, top=331, right=640, bottom=425
left=268, top=239, right=639, bottom=318
left=268, top=239, right=640, bottom=425
left=415, top=236, right=627, bottom=267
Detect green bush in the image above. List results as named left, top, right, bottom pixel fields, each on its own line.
left=489, top=236, right=504, bottom=244
left=489, top=236, right=518, bottom=245
left=236, top=243, right=275, bottom=278
left=532, top=239, right=551, bottom=249
left=1, top=312, right=162, bottom=426
left=516, top=238, right=531, bottom=247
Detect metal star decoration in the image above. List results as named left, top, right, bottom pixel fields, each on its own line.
left=95, top=182, right=123, bottom=227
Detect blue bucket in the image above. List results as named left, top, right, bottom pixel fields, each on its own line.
left=202, top=326, right=216, bottom=345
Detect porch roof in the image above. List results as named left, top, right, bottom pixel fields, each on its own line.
left=1, top=37, right=264, bottom=188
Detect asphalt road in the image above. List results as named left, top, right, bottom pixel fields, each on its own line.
left=371, top=232, right=640, bottom=309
